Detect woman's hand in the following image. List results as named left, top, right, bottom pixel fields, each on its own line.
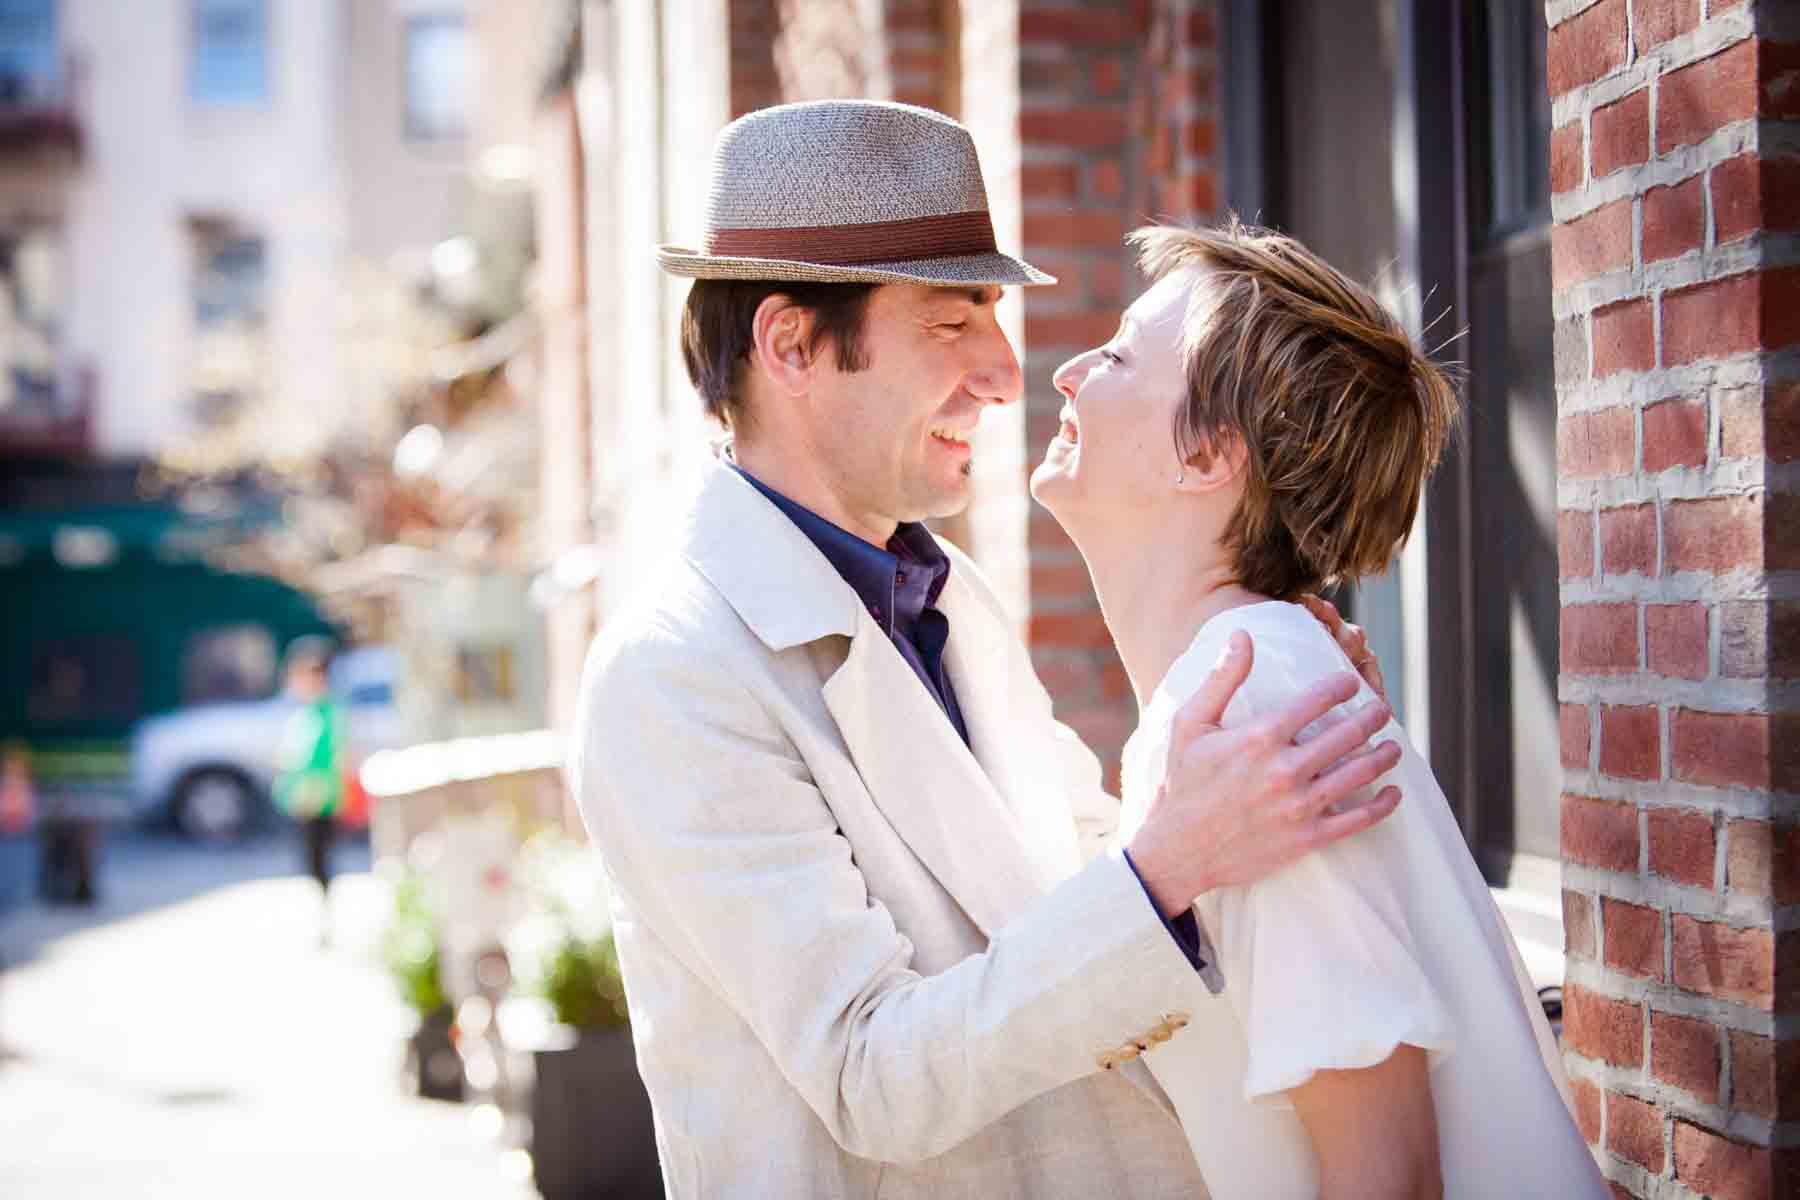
left=1288, top=1045, right=1442, bottom=1200
left=1300, top=594, right=1387, bottom=704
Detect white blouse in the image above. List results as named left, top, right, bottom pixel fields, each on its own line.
left=1119, top=602, right=1606, bottom=1199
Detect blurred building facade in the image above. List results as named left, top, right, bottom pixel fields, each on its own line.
left=531, top=2, right=1799, bottom=1193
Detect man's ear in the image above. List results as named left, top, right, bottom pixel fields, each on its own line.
left=1175, top=428, right=1247, bottom=494
left=749, top=294, right=817, bottom=397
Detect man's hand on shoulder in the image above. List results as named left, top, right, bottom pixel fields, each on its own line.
left=1125, top=630, right=1402, bottom=917
left=1299, top=594, right=1387, bottom=703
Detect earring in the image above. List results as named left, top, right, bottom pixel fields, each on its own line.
left=1175, top=472, right=1185, bottom=485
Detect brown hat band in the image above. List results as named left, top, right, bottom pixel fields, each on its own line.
left=704, top=209, right=997, bottom=267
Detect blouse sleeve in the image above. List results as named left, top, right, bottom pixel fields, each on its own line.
left=1206, top=623, right=1455, bottom=1103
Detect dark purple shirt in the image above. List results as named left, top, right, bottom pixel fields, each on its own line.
left=736, top=466, right=1204, bottom=971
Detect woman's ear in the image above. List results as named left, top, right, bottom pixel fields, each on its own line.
left=749, top=294, right=817, bottom=397
left=1175, top=429, right=1247, bottom=494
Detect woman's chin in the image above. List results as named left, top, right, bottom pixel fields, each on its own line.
left=1029, top=458, right=1077, bottom=509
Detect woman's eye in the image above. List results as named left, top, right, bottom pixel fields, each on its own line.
left=1100, top=348, right=1123, bottom=364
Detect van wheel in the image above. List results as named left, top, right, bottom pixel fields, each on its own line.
left=173, top=770, right=256, bottom=841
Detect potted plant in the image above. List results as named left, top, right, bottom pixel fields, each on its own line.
left=383, top=870, right=463, bottom=1102
left=508, top=834, right=661, bottom=1199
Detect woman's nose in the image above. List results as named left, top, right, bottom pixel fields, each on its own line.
left=1053, top=351, right=1093, bottom=402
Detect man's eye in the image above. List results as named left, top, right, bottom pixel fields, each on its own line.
left=938, top=321, right=968, bottom=332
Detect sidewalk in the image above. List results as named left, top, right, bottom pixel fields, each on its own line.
left=0, top=835, right=537, bottom=1200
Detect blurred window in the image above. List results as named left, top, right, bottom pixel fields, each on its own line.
left=29, top=636, right=141, bottom=722
left=181, top=624, right=277, bottom=704
left=0, top=227, right=64, bottom=423
left=190, top=0, right=268, bottom=106
left=0, top=0, right=57, bottom=105
left=188, top=221, right=266, bottom=427
left=404, top=13, right=470, bottom=141
left=452, top=643, right=515, bottom=703
left=346, top=681, right=393, bottom=707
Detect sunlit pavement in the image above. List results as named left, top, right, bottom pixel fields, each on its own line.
left=0, top=833, right=538, bottom=1200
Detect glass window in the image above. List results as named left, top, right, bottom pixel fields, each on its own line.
left=0, top=227, right=63, bottom=423
left=181, top=624, right=277, bottom=704
left=1479, top=0, right=1550, bottom=237
left=190, top=0, right=268, bottom=106
left=29, top=636, right=141, bottom=722
left=404, top=13, right=470, bottom=141
left=189, top=223, right=266, bottom=427
left=0, top=0, right=57, bottom=105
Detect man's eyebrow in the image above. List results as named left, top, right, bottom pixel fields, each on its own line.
left=929, top=286, right=999, bottom=308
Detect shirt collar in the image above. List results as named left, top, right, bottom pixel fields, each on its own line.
left=731, top=465, right=951, bottom=636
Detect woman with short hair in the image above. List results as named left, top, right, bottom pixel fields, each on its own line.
left=1032, top=219, right=1607, bottom=1199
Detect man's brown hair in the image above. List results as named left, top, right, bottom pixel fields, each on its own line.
left=1130, top=218, right=1460, bottom=601
left=680, top=279, right=878, bottom=431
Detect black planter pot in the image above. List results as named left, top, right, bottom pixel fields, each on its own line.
left=405, top=1005, right=465, bottom=1102
left=531, top=1025, right=662, bottom=1200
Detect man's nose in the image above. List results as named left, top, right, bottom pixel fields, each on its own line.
left=965, top=328, right=1024, bottom=407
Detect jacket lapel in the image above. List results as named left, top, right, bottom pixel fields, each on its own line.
left=685, top=458, right=1059, bottom=938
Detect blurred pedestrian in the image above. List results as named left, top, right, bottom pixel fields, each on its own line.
left=274, top=637, right=343, bottom=945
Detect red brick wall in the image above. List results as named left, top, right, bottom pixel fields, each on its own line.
left=1019, top=0, right=1222, bottom=784
left=727, top=0, right=955, bottom=118
left=1549, top=1, right=1800, bottom=1195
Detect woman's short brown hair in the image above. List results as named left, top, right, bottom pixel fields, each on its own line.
left=1130, top=218, right=1461, bottom=601
left=680, top=278, right=878, bottom=431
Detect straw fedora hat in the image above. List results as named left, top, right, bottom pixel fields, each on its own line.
left=656, top=100, right=1056, bottom=288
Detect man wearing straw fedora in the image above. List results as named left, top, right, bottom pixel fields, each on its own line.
left=571, top=100, right=1397, bottom=1197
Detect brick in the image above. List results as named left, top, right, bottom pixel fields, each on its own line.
left=1019, top=9, right=1133, bottom=46
left=1562, top=703, right=1593, bottom=770
left=1672, top=915, right=1774, bottom=1008
left=1643, top=175, right=1705, bottom=264
left=1158, top=173, right=1217, bottom=217
left=1552, top=199, right=1632, bottom=288
left=1183, top=118, right=1216, bottom=159
left=1671, top=709, right=1775, bottom=790
left=1091, top=56, right=1124, bottom=98
left=1021, top=162, right=1078, bottom=199
left=1562, top=604, right=1638, bottom=676
left=1633, top=0, right=1700, bottom=54
left=1642, top=397, right=1707, bottom=471
left=1089, top=159, right=1125, bottom=202
left=1024, top=312, right=1121, bottom=350
left=1183, top=6, right=1215, bottom=47
left=1591, top=300, right=1655, bottom=378
left=1555, top=316, right=1589, bottom=385
left=1646, top=602, right=1708, bottom=680
left=1562, top=793, right=1640, bottom=873
left=1775, top=493, right=1800, bottom=571
left=1726, top=820, right=1800, bottom=903
left=1559, top=405, right=1636, bottom=475
left=1673, top=1122, right=1770, bottom=1200
left=1605, top=1090, right=1666, bottom=1173
left=1763, top=41, right=1800, bottom=120
left=1565, top=888, right=1597, bottom=959
left=1600, top=705, right=1661, bottom=782
left=1591, top=88, right=1650, bottom=177
left=1728, top=1030, right=1800, bottom=1120
left=1723, top=381, right=1800, bottom=464
left=1603, top=897, right=1666, bottom=979
left=1718, top=388, right=1761, bottom=461
left=1652, top=1009, right=1721, bottom=1102
left=1659, top=40, right=1757, bottom=155
left=1564, top=984, right=1644, bottom=1067
left=1551, top=121, right=1584, bottom=194
left=1548, top=0, right=1628, bottom=97
left=1570, top=1075, right=1602, bottom=1144
left=1020, top=107, right=1128, bottom=150
left=1600, top=504, right=1656, bottom=577
left=1560, top=509, right=1595, bottom=579
left=1663, top=272, right=1759, bottom=366
left=1026, top=610, right=1117, bottom=651
left=1022, top=210, right=1126, bottom=249
left=1714, top=155, right=1800, bottom=245
left=1648, top=806, right=1714, bottom=888
left=1717, top=600, right=1800, bottom=679
left=1087, top=258, right=1124, bottom=304
left=1663, top=496, right=1759, bottom=576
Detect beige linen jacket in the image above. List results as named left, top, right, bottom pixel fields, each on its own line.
left=570, top=461, right=1211, bottom=1198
